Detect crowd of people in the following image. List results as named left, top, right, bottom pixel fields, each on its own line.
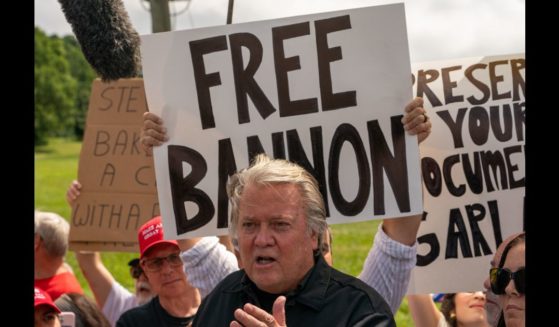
left=34, top=97, right=525, bottom=326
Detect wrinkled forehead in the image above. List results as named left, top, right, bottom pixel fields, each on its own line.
left=241, top=183, right=303, bottom=209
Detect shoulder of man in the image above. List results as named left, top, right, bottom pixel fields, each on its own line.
left=116, top=297, right=159, bottom=326
left=207, top=269, right=246, bottom=294
left=328, top=266, right=393, bottom=315
left=193, top=270, right=246, bottom=326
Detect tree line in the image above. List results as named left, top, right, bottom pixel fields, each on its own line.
left=35, top=26, right=96, bottom=146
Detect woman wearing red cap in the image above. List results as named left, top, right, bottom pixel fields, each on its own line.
left=35, top=287, right=61, bottom=327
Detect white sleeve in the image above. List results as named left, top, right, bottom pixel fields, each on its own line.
left=358, top=223, right=417, bottom=314
left=102, top=281, right=138, bottom=327
left=181, top=236, right=239, bottom=298
left=437, top=312, right=450, bottom=327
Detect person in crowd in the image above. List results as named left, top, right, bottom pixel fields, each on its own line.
left=73, top=252, right=154, bottom=326
left=55, top=293, right=111, bottom=327
left=490, top=233, right=525, bottom=327
left=440, top=293, right=490, bottom=327
left=35, top=210, right=84, bottom=300
left=407, top=232, right=525, bottom=327
left=66, top=182, right=155, bottom=326
left=143, top=97, right=431, bottom=316
left=190, top=154, right=395, bottom=326
left=483, top=232, right=525, bottom=326
left=116, top=216, right=201, bottom=327
left=35, top=287, right=62, bottom=327
left=67, top=180, right=240, bottom=325
left=408, top=292, right=489, bottom=327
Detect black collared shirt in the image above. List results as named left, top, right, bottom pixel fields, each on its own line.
left=116, top=296, right=195, bottom=327
left=193, top=254, right=395, bottom=326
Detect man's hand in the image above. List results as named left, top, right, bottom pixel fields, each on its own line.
left=230, top=296, right=287, bottom=327
left=141, top=112, right=168, bottom=155
left=402, top=97, right=431, bottom=144
left=66, top=180, right=82, bottom=206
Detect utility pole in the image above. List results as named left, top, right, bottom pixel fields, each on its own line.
left=146, top=0, right=232, bottom=33
left=149, top=0, right=171, bottom=33
left=226, top=0, right=234, bottom=24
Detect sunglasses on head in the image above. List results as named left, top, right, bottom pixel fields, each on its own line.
left=489, top=267, right=525, bottom=295
left=129, top=264, right=144, bottom=279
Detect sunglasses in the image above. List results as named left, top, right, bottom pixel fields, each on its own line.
left=489, top=267, right=525, bottom=295
left=141, top=253, right=183, bottom=272
left=129, top=264, right=144, bottom=279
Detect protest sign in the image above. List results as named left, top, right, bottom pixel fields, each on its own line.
left=69, top=78, right=159, bottom=251
left=408, top=53, right=525, bottom=293
left=141, top=3, right=423, bottom=238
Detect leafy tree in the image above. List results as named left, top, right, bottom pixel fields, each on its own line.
left=35, top=27, right=77, bottom=145
left=62, top=36, right=95, bottom=139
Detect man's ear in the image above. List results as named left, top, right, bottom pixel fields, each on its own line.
left=34, top=233, right=41, bottom=251
left=311, top=231, right=319, bottom=250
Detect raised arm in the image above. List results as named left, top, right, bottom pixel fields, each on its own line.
left=66, top=181, right=118, bottom=308
left=74, top=251, right=116, bottom=308
left=407, top=294, right=444, bottom=327
left=358, top=97, right=430, bottom=313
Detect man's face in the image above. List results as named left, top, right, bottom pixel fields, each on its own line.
left=141, top=244, right=187, bottom=298
left=237, top=183, right=318, bottom=294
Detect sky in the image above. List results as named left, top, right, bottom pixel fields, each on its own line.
left=34, top=0, right=525, bottom=63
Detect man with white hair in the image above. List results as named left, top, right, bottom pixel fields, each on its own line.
left=35, top=210, right=83, bottom=300
left=193, top=154, right=395, bottom=326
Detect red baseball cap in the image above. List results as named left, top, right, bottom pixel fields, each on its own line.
left=138, top=216, right=179, bottom=258
left=34, top=287, right=61, bottom=313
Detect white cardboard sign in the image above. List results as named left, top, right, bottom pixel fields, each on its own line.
left=140, top=4, right=423, bottom=238
left=408, top=53, right=525, bottom=293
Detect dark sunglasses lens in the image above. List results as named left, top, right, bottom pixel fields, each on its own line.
left=130, top=266, right=143, bottom=279
left=514, top=268, right=525, bottom=294
left=490, top=268, right=525, bottom=295
left=490, top=268, right=507, bottom=295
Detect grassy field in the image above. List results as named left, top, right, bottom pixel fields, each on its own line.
left=35, top=138, right=414, bottom=326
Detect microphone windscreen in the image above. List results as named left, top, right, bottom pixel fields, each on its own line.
left=58, top=0, right=142, bottom=82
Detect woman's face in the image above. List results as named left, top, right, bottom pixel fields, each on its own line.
left=34, top=306, right=61, bottom=327
left=499, top=243, right=525, bottom=327
left=454, top=292, right=489, bottom=326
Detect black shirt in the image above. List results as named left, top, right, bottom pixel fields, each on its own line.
left=116, top=296, right=195, bottom=327
left=193, top=254, right=395, bottom=326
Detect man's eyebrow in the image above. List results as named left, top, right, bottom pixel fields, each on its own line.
left=270, top=215, right=293, bottom=220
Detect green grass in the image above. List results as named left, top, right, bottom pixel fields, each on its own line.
left=35, top=138, right=414, bottom=325
left=332, top=221, right=414, bottom=326
left=35, top=138, right=137, bottom=297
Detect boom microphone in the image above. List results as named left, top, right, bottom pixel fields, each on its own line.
left=58, top=0, right=141, bottom=82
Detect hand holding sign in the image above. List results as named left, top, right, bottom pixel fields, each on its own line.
left=141, top=112, right=168, bottom=155
left=402, top=97, right=432, bottom=143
